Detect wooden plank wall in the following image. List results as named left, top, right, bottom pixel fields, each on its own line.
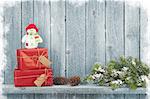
left=3, top=0, right=148, bottom=99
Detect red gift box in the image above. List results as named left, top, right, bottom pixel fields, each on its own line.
left=17, top=48, right=49, bottom=70
left=14, top=68, right=53, bottom=87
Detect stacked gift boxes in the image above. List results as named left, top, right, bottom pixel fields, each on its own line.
left=14, top=48, right=53, bottom=87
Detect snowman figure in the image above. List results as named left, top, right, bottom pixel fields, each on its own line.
left=22, top=24, right=43, bottom=49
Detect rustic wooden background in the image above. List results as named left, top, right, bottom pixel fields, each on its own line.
left=3, top=0, right=148, bottom=99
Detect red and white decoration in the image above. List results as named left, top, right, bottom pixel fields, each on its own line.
left=22, top=24, right=43, bottom=49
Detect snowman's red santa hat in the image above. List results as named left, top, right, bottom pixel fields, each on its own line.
left=26, top=24, right=38, bottom=32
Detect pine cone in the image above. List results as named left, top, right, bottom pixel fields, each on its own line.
left=69, top=76, right=80, bottom=86
left=53, top=77, right=68, bottom=85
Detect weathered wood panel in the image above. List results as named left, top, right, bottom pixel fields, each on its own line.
left=86, top=94, right=116, bottom=99
left=105, top=0, right=124, bottom=62
left=114, top=94, right=124, bottom=99
left=7, top=94, right=22, bottom=99
left=51, top=0, right=66, bottom=77
left=21, top=0, right=34, bottom=48
left=140, top=4, right=149, bottom=99
left=3, top=0, right=149, bottom=99
left=4, top=1, right=21, bottom=84
left=84, top=94, right=125, bottom=99
left=34, top=94, right=48, bottom=99
left=85, top=0, right=105, bottom=76
left=67, top=94, right=85, bottom=99
left=35, top=94, right=65, bottom=99
left=22, top=94, right=34, bottom=99
left=66, top=0, right=86, bottom=77
left=50, top=93, right=67, bottom=99
left=125, top=1, right=140, bottom=58
left=124, top=94, right=139, bottom=99
left=3, top=85, right=147, bottom=94
left=139, top=94, right=147, bottom=99
left=140, top=2, right=149, bottom=64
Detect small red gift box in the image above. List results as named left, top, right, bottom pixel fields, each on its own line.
left=14, top=68, right=53, bottom=87
left=17, top=48, right=49, bottom=70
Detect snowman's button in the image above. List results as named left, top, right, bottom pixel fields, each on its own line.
left=26, top=43, right=28, bottom=46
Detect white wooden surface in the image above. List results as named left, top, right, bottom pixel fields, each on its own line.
left=66, top=0, right=86, bottom=77
left=125, top=0, right=140, bottom=58
left=51, top=0, right=66, bottom=77
left=3, top=0, right=148, bottom=99
left=85, top=0, right=105, bottom=75
left=106, top=0, right=124, bottom=62
left=4, top=1, right=21, bottom=84
left=3, top=85, right=147, bottom=94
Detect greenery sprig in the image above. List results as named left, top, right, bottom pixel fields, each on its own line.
left=84, top=56, right=150, bottom=90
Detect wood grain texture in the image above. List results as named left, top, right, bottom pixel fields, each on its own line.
left=105, top=0, right=124, bottom=62
left=86, top=94, right=124, bottom=99
left=21, top=0, right=34, bottom=48
left=140, top=3, right=149, bottom=64
left=50, top=0, right=66, bottom=77
left=87, top=94, right=123, bottom=99
left=124, top=94, right=139, bottom=99
left=113, top=94, right=124, bottom=99
left=67, top=94, right=85, bottom=99
left=87, top=94, right=115, bottom=99
left=3, top=0, right=149, bottom=99
left=3, top=85, right=147, bottom=94
left=22, top=94, right=34, bottom=99
left=85, top=0, right=105, bottom=75
left=139, top=94, right=147, bottom=99
left=7, top=94, right=22, bottom=99
left=66, top=0, right=86, bottom=77
left=4, top=1, right=21, bottom=84
left=86, top=94, right=105, bottom=99
left=49, top=93, right=67, bottom=99
left=125, top=1, right=140, bottom=58
left=34, top=94, right=48, bottom=99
